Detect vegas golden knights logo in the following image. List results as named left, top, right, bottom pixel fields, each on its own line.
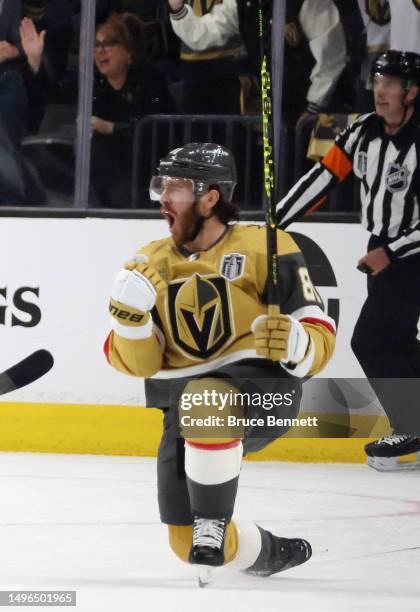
left=412, top=0, right=420, bottom=12
left=365, top=0, right=391, bottom=25
left=168, top=274, right=234, bottom=359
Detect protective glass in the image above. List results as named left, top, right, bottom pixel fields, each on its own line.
left=149, top=176, right=208, bottom=203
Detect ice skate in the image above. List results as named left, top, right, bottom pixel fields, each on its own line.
left=365, top=435, right=420, bottom=471
left=188, top=518, right=227, bottom=567
left=244, top=527, right=312, bottom=577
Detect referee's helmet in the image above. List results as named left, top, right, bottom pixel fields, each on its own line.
left=372, top=50, right=420, bottom=89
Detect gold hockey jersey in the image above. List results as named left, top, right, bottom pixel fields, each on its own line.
left=105, top=224, right=336, bottom=380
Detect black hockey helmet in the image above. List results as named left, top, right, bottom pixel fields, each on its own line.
left=155, top=142, right=237, bottom=202
left=372, top=50, right=420, bottom=86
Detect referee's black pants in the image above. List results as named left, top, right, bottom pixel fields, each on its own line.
left=351, top=236, right=420, bottom=434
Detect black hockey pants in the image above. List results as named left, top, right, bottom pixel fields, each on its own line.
left=351, top=236, right=420, bottom=434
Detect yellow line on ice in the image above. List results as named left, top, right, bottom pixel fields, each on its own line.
left=0, top=402, right=385, bottom=462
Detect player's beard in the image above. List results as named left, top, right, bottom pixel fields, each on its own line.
left=172, top=201, right=206, bottom=248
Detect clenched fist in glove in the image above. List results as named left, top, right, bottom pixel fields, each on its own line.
left=110, top=255, right=167, bottom=340
left=252, top=314, right=310, bottom=365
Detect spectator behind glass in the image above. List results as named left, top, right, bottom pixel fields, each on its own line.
left=95, top=1, right=181, bottom=85
left=20, top=12, right=174, bottom=208
left=356, top=0, right=390, bottom=113
left=168, top=0, right=245, bottom=114
left=0, top=0, right=27, bottom=205
left=23, top=1, right=73, bottom=79
left=389, top=0, right=420, bottom=54
left=169, top=0, right=347, bottom=125
left=22, top=1, right=74, bottom=133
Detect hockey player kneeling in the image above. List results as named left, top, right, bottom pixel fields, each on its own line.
left=104, top=144, right=336, bottom=582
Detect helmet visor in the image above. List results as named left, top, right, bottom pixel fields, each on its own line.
left=149, top=176, right=208, bottom=203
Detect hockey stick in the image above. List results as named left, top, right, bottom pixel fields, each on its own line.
left=258, top=0, right=281, bottom=315
left=0, top=349, right=54, bottom=396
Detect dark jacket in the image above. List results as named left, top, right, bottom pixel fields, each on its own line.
left=89, top=62, right=175, bottom=206
left=92, top=61, right=174, bottom=138
left=25, top=58, right=174, bottom=131
left=0, top=0, right=23, bottom=72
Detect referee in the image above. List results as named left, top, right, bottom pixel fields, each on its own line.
left=276, top=50, right=420, bottom=471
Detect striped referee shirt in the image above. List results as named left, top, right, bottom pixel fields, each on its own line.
left=276, top=111, right=420, bottom=260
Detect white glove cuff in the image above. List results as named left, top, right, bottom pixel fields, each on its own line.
left=281, top=316, right=309, bottom=365
left=280, top=337, right=315, bottom=378
left=110, top=314, right=153, bottom=340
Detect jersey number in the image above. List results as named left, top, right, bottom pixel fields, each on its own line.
left=298, top=267, right=322, bottom=304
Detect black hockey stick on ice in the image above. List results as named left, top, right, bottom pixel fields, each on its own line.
left=0, top=349, right=54, bottom=396
left=258, top=0, right=286, bottom=315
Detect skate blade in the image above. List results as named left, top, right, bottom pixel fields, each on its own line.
left=197, top=566, right=214, bottom=588
left=367, top=453, right=420, bottom=472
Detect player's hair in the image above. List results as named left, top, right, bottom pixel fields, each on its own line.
left=210, top=188, right=239, bottom=224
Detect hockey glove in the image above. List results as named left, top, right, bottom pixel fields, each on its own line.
left=124, top=254, right=167, bottom=295
left=252, top=314, right=310, bottom=364
left=110, top=255, right=166, bottom=340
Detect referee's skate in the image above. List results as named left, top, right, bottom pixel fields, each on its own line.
left=365, top=435, right=420, bottom=471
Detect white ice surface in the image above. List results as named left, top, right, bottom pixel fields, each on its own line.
left=0, top=453, right=419, bottom=612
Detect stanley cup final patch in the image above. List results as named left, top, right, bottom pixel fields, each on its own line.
left=220, top=253, right=246, bottom=281
left=385, top=162, right=410, bottom=193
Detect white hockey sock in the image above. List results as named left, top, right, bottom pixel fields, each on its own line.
left=184, top=440, right=243, bottom=485
left=228, top=518, right=262, bottom=570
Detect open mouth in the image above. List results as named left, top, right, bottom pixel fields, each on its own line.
left=97, top=59, right=110, bottom=69
left=161, top=210, right=175, bottom=228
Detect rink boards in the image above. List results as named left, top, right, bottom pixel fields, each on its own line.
left=0, top=400, right=379, bottom=462
left=0, top=217, right=388, bottom=461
